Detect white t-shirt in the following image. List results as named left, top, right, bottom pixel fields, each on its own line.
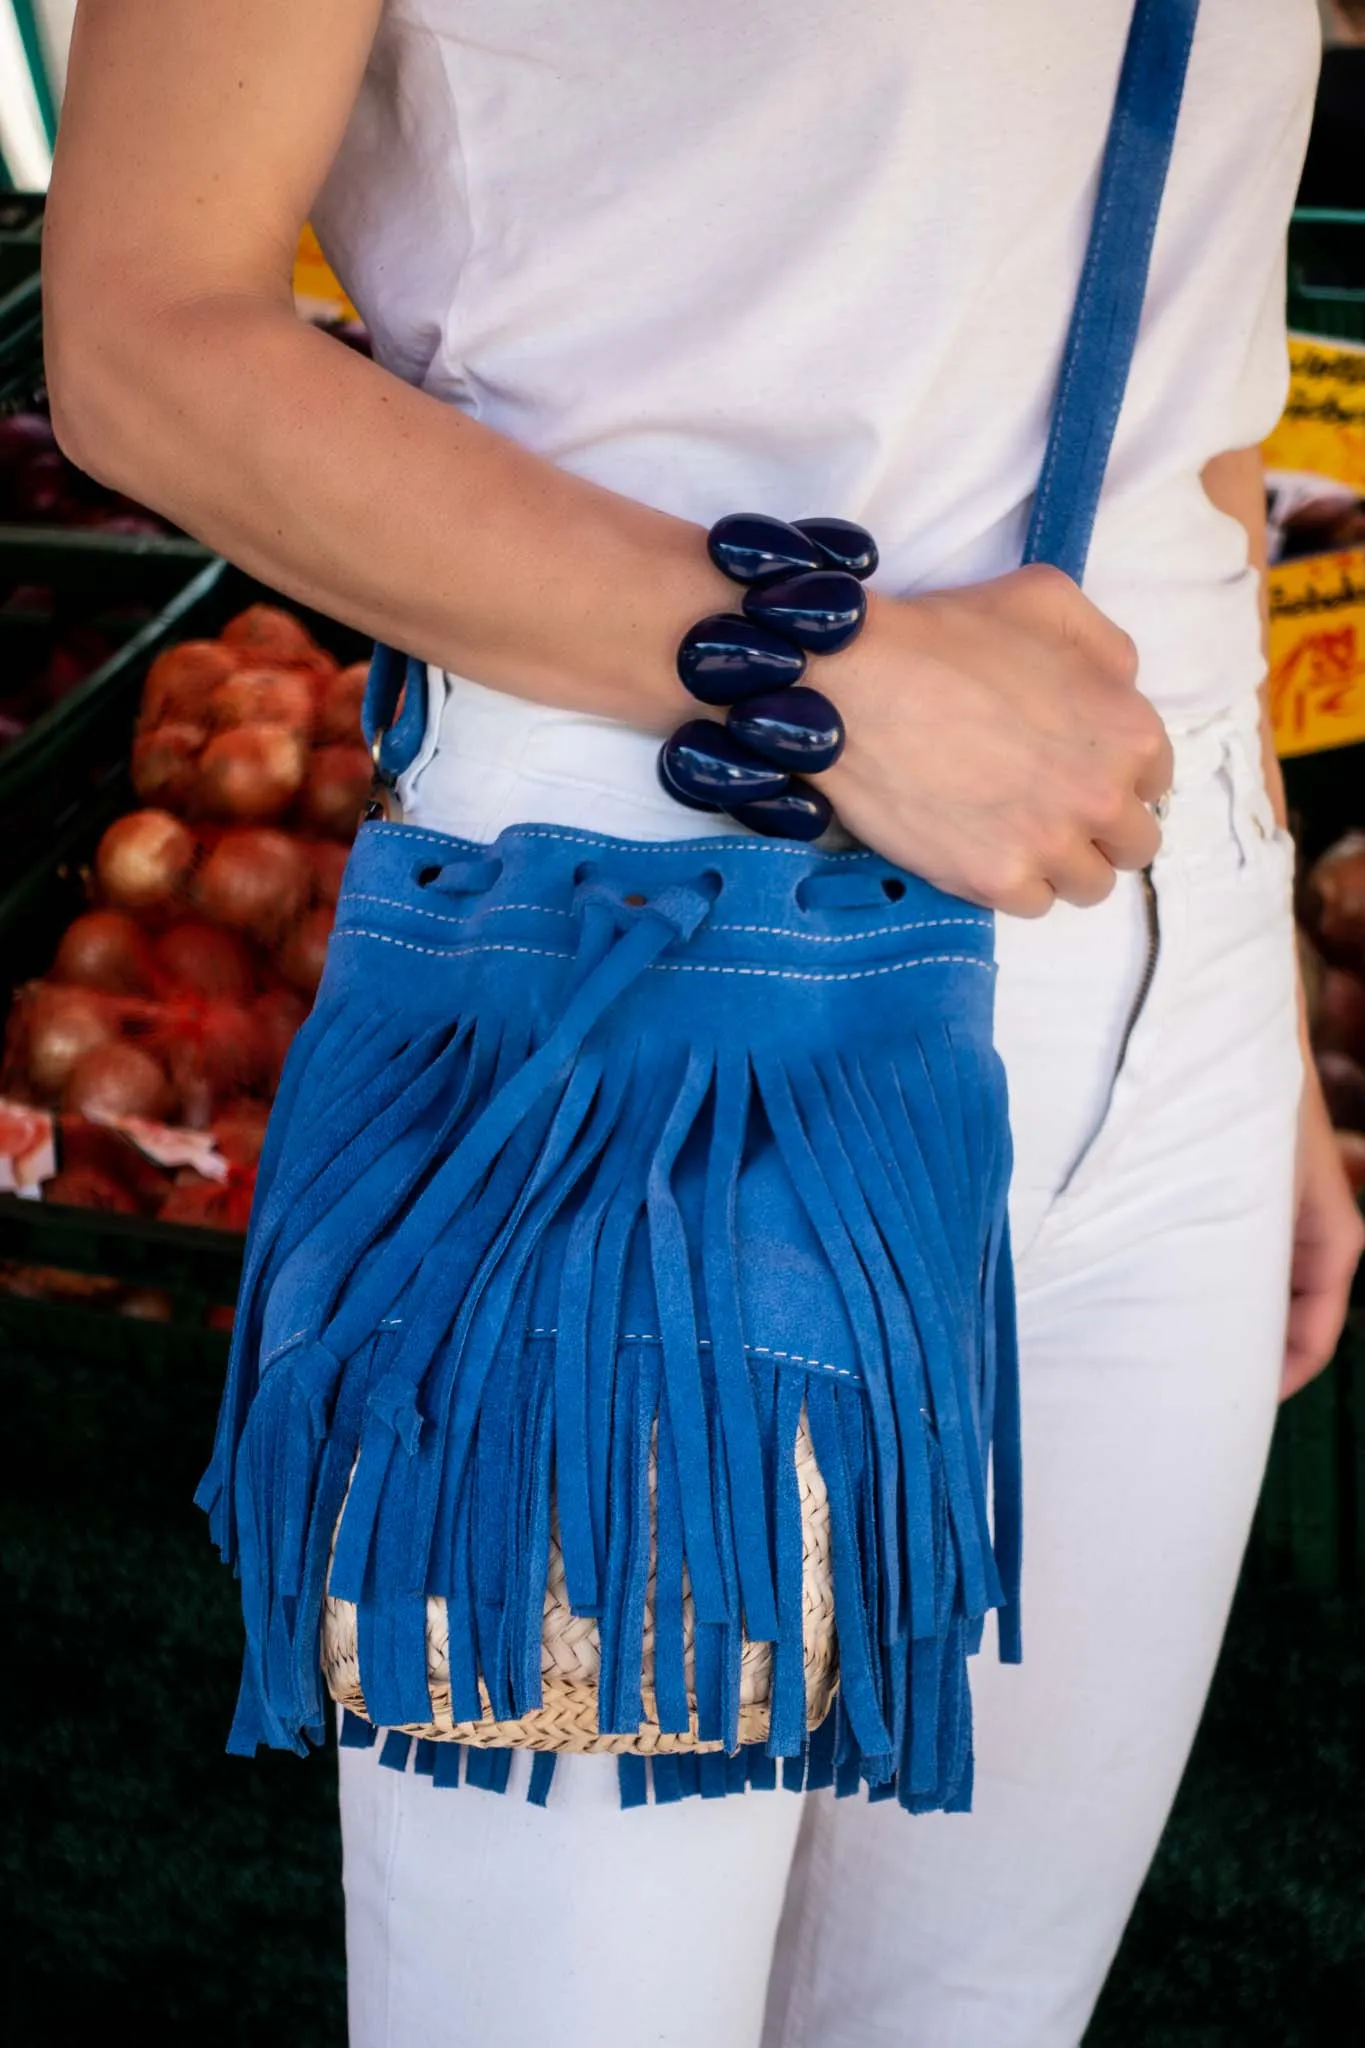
left=313, top=1, right=1320, bottom=837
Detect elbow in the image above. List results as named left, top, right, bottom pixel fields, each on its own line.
left=43, top=267, right=139, bottom=491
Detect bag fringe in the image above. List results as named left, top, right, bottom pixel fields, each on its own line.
left=203, top=881, right=1020, bottom=1811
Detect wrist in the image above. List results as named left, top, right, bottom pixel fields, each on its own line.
left=583, top=514, right=737, bottom=734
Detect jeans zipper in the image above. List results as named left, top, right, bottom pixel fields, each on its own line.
left=1113, top=866, right=1160, bottom=1076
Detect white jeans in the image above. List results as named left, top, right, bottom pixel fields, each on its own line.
left=338, top=686, right=1302, bottom=2048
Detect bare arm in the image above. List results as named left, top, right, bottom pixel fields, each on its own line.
left=46, top=0, right=1168, bottom=915
left=44, top=0, right=726, bottom=728
left=1202, top=443, right=1365, bottom=1395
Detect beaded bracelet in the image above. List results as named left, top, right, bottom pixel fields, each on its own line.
left=657, top=513, right=877, bottom=841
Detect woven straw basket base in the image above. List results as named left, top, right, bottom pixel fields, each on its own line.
left=322, top=1411, right=838, bottom=1753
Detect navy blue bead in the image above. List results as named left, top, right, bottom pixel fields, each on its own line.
left=727, top=686, right=845, bottom=774
left=726, top=783, right=834, bottom=842
left=677, top=612, right=807, bottom=706
left=793, top=517, right=879, bottom=581
left=741, top=570, right=866, bottom=655
left=707, top=513, right=824, bottom=586
left=658, top=720, right=789, bottom=811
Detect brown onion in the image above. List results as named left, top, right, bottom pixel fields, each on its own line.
left=198, top=725, right=307, bottom=821
left=1305, top=833, right=1365, bottom=966
left=1314, top=969, right=1365, bottom=1063
left=308, top=839, right=351, bottom=907
left=153, top=922, right=257, bottom=1001
left=278, top=904, right=333, bottom=997
left=96, top=809, right=198, bottom=915
left=140, top=640, right=236, bottom=727
left=210, top=666, right=315, bottom=737
left=195, top=829, right=311, bottom=943
left=315, top=660, right=370, bottom=744
left=131, top=721, right=206, bottom=808
left=299, top=743, right=371, bottom=840
left=53, top=912, right=157, bottom=996
left=43, top=1167, right=140, bottom=1215
left=1317, top=1050, right=1365, bottom=1134
left=26, top=986, right=120, bottom=1096
left=220, top=604, right=318, bottom=668
left=63, top=1041, right=172, bottom=1122
left=212, top=1098, right=271, bottom=1168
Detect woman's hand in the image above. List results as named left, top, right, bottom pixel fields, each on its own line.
left=819, top=565, right=1173, bottom=915
left=1282, top=1067, right=1365, bottom=1401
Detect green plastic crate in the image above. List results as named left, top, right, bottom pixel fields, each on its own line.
left=1286, top=208, right=1365, bottom=347
left=0, top=269, right=41, bottom=412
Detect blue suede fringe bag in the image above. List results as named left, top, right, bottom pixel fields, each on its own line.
left=198, top=0, right=1199, bottom=1811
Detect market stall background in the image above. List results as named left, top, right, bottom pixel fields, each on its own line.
left=1, top=12, right=1363, bottom=2046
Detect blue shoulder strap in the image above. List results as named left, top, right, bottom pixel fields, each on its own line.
left=1024, top=0, right=1200, bottom=580
left=365, top=0, right=1200, bottom=761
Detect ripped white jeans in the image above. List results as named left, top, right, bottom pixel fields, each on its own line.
left=338, top=684, right=1301, bottom=2048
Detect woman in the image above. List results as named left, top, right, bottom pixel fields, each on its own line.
left=42, top=4, right=1361, bottom=2044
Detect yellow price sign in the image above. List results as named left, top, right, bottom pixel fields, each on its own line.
left=1269, top=548, right=1365, bottom=758
left=1263, top=335, right=1365, bottom=496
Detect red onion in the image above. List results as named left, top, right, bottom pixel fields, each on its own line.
left=63, top=1041, right=173, bottom=1122
left=0, top=412, right=57, bottom=471
left=53, top=912, right=157, bottom=995
left=11, top=450, right=76, bottom=522
left=195, top=829, right=311, bottom=943
left=299, top=744, right=371, bottom=840
left=198, top=725, right=307, bottom=820
left=96, top=810, right=198, bottom=915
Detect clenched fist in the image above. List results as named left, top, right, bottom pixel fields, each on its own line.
left=819, top=565, right=1173, bottom=915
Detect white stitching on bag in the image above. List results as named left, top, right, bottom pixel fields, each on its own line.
left=330, top=926, right=992, bottom=982
left=343, top=891, right=983, bottom=945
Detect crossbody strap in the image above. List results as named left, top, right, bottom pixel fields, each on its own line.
left=364, top=0, right=1201, bottom=765
left=1024, top=0, right=1200, bottom=580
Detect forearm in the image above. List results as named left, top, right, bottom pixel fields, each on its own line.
left=45, top=287, right=727, bottom=732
